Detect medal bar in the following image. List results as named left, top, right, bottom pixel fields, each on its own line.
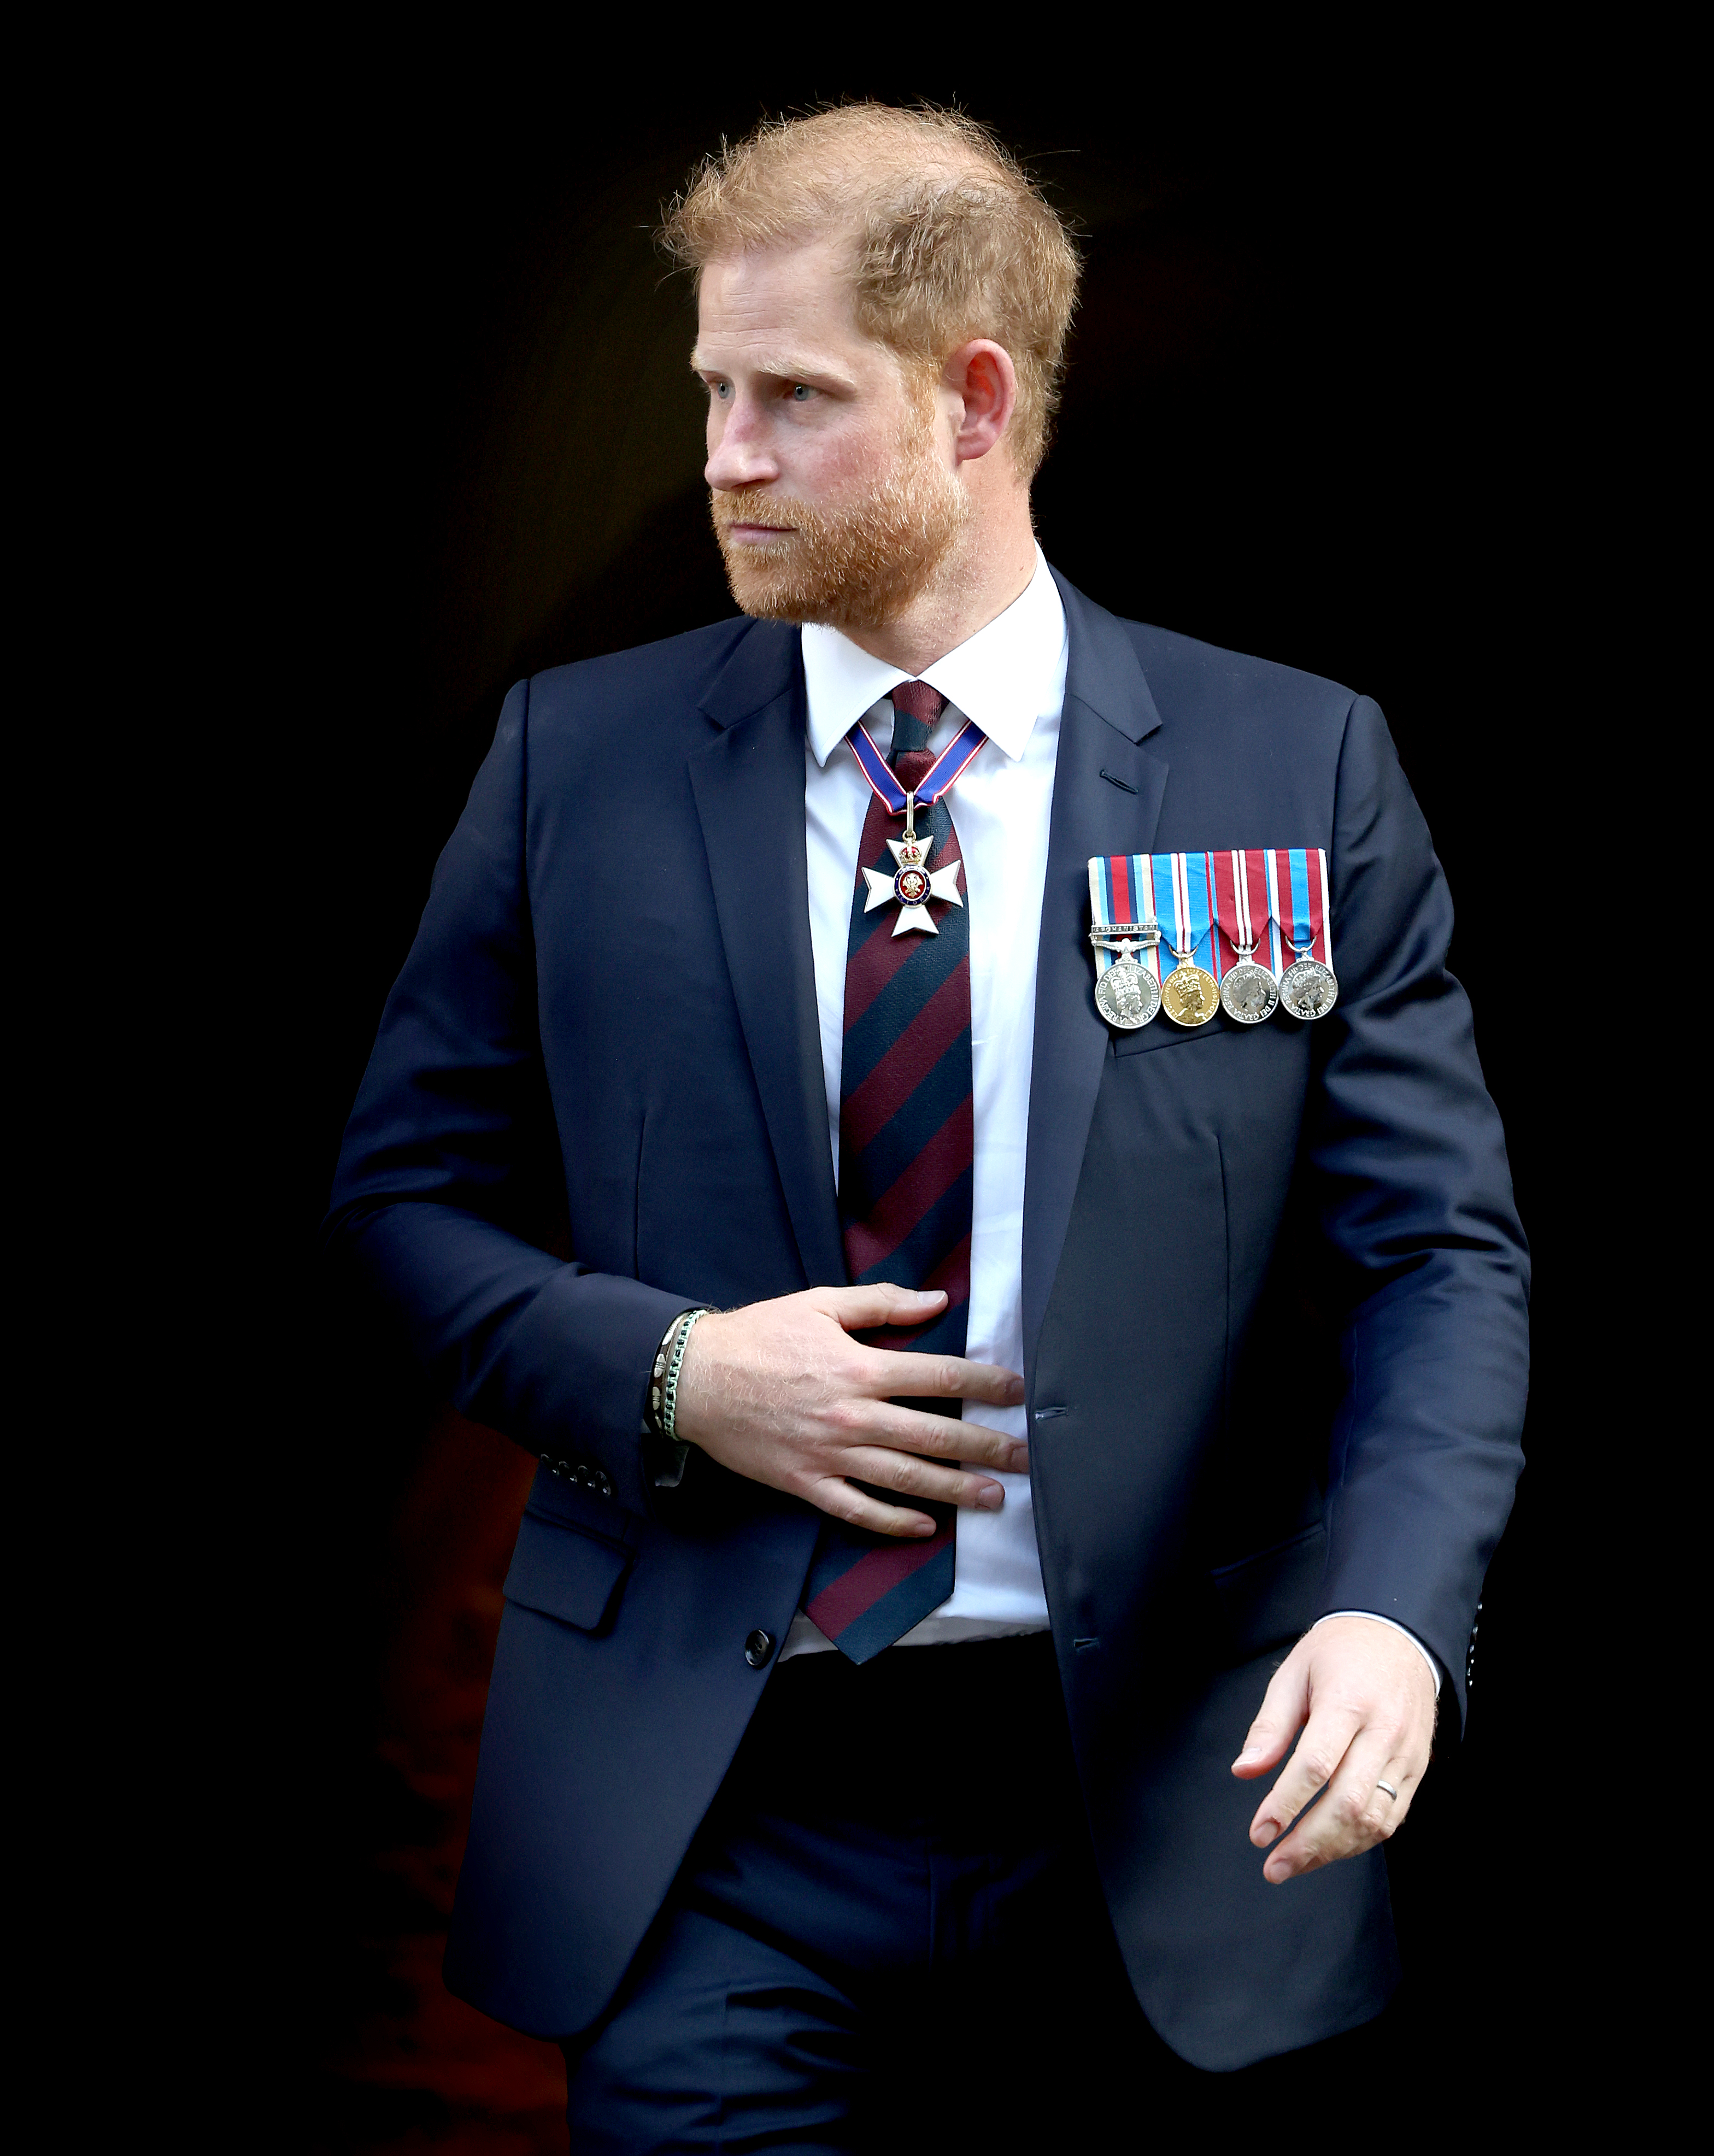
left=1088, top=847, right=1337, bottom=1031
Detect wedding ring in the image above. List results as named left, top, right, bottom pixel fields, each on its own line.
left=1376, top=1780, right=1399, bottom=1800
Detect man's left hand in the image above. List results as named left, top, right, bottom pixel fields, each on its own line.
left=1231, top=1617, right=1437, bottom=1884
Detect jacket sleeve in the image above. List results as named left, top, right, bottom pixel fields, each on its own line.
left=1310, top=695, right=1529, bottom=1726
left=323, top=677, right=691, bottom=1515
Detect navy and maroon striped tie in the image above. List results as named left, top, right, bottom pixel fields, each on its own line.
left=801, top=680, right=973, bottom=1662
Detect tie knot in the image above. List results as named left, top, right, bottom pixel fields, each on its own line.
left=889, top=679, right=947, bottom=765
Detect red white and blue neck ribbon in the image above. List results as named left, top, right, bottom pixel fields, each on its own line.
left=1263, top=847, right=1333, bottom=966
left=1209, top=850, right=1281, bottom=975
left=849, top=708, right=988, bottom=814
left=1087, top=853, right=1164, bottom=985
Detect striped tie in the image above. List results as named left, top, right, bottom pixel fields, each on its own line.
left=801, top=680, right=972, bottom=1662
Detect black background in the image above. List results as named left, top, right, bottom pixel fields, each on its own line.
left=169, top=62, right=1628, bottom=2142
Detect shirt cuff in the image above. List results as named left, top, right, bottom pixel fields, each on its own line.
left=1312, top=1610, right=1443, bottom=1696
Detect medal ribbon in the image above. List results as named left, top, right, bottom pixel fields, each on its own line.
left=850, top=712, right=989, bottom=815
left=1087, top=854, right=1163, bottom=986
left=1208, top=850, right=1280, bottom=975
left=1264, top=847, right=1333, bottom=967
left=1164, top=851, right=1214, bottom=974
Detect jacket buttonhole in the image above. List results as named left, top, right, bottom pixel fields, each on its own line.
left=1073, top=1636, right=1100, bottom=1652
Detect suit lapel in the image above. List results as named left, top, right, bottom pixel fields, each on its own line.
left=1022, top=574, right=1169, bottom=1369
left=689, top=623, right=847, bottom=1290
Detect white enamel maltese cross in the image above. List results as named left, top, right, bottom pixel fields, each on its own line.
left=861, top=820, right=964, bottom=937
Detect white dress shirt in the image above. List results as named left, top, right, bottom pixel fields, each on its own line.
left=777, top=547, right=1440, bottom=1694
left=782, top=547, right=1064, bottom=1658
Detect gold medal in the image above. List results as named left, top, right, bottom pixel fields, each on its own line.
left=1161, top=956, right=1220, bottom=1027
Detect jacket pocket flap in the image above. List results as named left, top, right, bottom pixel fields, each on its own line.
left=504, top=1510, right=633, bottom=1634
left=1208, top=1524, right=1326, bottom=1660
left=1112, top=1015, right=1241, bottom=1059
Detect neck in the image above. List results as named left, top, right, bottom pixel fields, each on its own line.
left=838, top=492, right=1039, bottom=677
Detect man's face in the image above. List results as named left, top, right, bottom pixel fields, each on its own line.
left=694, top=238, right=969, bottom=630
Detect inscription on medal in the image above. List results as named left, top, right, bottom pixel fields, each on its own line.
left=1278, top=956, right=1339, bottom=1021
left=1219, top=959, right=1279, bottom=1025
left=1095, top=956, right=1161, bottom=1030
left=1161, top=963, right=1220, bottom=1028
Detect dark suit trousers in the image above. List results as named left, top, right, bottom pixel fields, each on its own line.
left=562, top=1634, right=1155, bottom=2152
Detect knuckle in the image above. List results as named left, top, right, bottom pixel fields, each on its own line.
left=1336, top=1789, right=1370, bottom=1829
left=1299, top=1749, right=1336, bottom=1789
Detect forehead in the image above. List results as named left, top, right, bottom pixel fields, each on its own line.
left=693, top=237, right=884, bottom=375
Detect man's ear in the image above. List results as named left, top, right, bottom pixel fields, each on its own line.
left=943, top=340, right=1018, bottom=465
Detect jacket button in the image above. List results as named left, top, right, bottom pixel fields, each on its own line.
left=744, top=1629, right=775, bottom=1670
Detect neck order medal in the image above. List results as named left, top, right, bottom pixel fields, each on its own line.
left=849, top=708, right=989, bottom=938
left=860, top=792, right=964, bottom=937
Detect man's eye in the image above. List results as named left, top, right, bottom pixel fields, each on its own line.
left=791, top=384, right=813, bottom=401
left=712, top=381, right=732, bottom=400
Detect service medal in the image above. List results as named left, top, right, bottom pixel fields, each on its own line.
left=1160, top=851, right=1221, bottom=1027
left=1264, top=847, right=1339, bottom=1022
left=1278, top=956, right=1339, bottom=1020
left=1220, top=956, right=1280, bottom=1024
left=1086, top=855, right=1165, bottom=1031
left=1161, top=958, right=1220, bottom=1027
left=1208, top=850, right=1281, bottom=1025
left=1095, top=949, right=1162, bottom=1030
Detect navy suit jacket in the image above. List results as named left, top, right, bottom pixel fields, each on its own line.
left=327, top=571, right=1529, bottom=2070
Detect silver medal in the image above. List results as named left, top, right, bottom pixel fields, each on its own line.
left=1089, top=920, right=1162, bottom=1031
left=1219, top=953, right=1279, bottom=1025
left=1095, top=956, right=1161, bottom=1030
left=1278, top=955, right=1339, bottom=1021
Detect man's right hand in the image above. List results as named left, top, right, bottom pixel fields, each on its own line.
left=672, top=1285, right=1028, bottom=1536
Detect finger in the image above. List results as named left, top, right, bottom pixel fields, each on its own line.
left=1231, top=1652, right=1311, bottom=1779
left=1247, top=1700, right=1365, bottom=1849
left=822, top=1283, right=949, bottom=1332
left=859, top=1347, right=1027, bottom=1409
left=838, top=1447, right=1009, bottom=1512
left=850, top=1402, right=1029, bottom=1473
left=808, top=1477, right=938, bottom=1538
left=1262, top=1732, right=1424, bottom=1883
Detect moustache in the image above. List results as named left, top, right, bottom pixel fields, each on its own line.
left=711, top=489, right=819, bottom=536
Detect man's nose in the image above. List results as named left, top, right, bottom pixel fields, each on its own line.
left=705, top=399, right=780, bottom=491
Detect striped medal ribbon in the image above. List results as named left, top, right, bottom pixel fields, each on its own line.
left=1086, top=853, right=1164, bottom=1029
left=1208, top=850, right=1281, bottom=1024
left=1161, top=851, right=1220, bottom=1027
left=1264, top=847, right=1339, bottom=1020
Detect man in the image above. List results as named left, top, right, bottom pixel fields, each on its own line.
left=328, top=105, right=1528, bottom=2144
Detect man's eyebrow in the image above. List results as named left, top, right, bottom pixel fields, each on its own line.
left=689, top=348, right=857, bottom=391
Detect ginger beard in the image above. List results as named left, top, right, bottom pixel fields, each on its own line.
left=711, top=387, right=972, bottom=631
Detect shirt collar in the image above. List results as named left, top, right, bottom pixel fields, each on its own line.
left=801, top=544, right=1066, bottom=768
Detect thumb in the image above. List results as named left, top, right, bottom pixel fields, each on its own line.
left=1231, top=1655, right=1310, bottom=1777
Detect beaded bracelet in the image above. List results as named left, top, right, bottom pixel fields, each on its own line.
left=649, top=1307, right=709, bottom=1442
